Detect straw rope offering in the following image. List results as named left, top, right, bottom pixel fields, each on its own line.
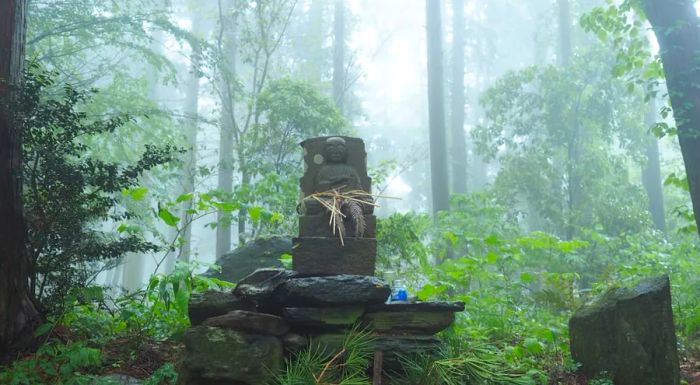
left=300, top=188, right=397, bottom=246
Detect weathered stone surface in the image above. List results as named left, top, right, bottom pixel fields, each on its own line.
left=283, top=333, right=309, bottom=352
left=366, top=301, right=465, bottom=313
left=299, top=213, right=377, bottom=238
left=299, top=136, right=371, bottom=197
left=273, top=275, right=390, bottom=306
left=292, top=237, right=376, bottom=276
left=188, top=290, right=255, bottom=326
left=233, top=268, right=297, bottom=304
left=362, top=311, right=455, bottom=334
left=179, top=326, right=282, bottom=385
left=96, top=374, right=142, bottom=385
left=569, top=275, right=679, bottom=385
left=202, top=310, right=289, bottom=336
left=283, top=306, right=364, bottom=329
left=205, top=236, right=291, bottom=282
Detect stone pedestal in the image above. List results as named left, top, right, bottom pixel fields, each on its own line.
left=292, top=237, right=376, bottom=276
left=178, top=269, right=465, bottom=385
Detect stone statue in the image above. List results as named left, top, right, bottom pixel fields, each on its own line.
left=300, top=137, right=369, bottom=216
left=293, top=136, right=377, bottom=275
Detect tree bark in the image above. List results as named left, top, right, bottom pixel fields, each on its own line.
left=426, top=0, right=450, bottom=214
left=0, top=0, right=38, bottom=360
left=216, top=0, right=236, bottom=258
left=642, top=98, right=666, bottom=232
left=450, top=0, right=467, bottom=194
left=641, top=0, right=700, bottom=237
left=178, top=16, right=203, bottom=263
left=332, top=0, right=345, bottom=114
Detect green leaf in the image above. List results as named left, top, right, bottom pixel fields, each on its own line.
left=158, top=206, right=180, bottom=227
left=34, top=323, right=53, bottom=337
left=176, top=192, right=194, bottom=203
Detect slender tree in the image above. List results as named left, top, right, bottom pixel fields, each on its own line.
left=216, top=0, right=236, bottom=257
left=450, top=0, right=467, bottom=194
left=178, top=15, right=204, bottom=263
left=642, top=98, right=666, bottom=232
left=640, top=0, right=700, bottom=237
left=0, top=0, right=38, bottom=359
left=332, top=0, right=346, bottom=114
left=426, top=0, right=450, bottom=214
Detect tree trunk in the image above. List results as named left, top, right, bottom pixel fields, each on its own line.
left=557, top=0, right=572, bottom=66
left=450, top=0, right=467, bottom=194
left=0, top=0, right=38, bottom=360
left=642, top=98, right=666, bottom=232
left=426, top=0, right=450, bottom=214
left=641, top=0, right=700, bottom=237
left=178, top=16, right=203, bottom=263
left=332, top=0, right=345, bottom=114
left=216, top=4, right=236, bottom=258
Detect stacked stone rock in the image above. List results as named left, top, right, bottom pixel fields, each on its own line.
left=179, top=269, right=464, bottom=385
left=177, top=137, right=464, bottom=385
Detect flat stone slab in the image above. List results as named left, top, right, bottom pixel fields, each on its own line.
left=273, top=275, right=390, bottom=306
left=292, top=237, right=376, bottom=276
left=569, top=275, right=680, bottom=385
left=180, top=326, right=282, bottom=385
left=283, top=306, right=364, bottom=329
left=233, top=268, right=297, bottom=304
left=202, top=310, right=289, bottom=336
left=362, top=311, right=455, bottom=334
left=188, top=290, right=255, bottom=326
left=366, top=301, right=465, bottom=313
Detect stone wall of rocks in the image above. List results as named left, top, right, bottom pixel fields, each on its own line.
left=178, top=268, right=464, bottom=385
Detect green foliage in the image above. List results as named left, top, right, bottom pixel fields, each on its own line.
left=474, top=48, right=651, bottom=238
left=0, top=341, right=102, bottom=385
left=0, top=264, right=233, bottom=384
left=14, top=66, right=178, bottom=310
left=269, top=327, right=374, bottom=385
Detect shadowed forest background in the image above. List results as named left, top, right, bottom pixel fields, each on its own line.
left=2, top=0, right=700, bottom=384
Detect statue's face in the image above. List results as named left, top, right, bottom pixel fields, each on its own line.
left=325, top=139, right=347, bottom=163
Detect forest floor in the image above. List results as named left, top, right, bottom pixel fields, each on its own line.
left=103, top=341, right=700, bottom=385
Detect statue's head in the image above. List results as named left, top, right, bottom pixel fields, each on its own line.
left=324, top=137, right=348, bottom=163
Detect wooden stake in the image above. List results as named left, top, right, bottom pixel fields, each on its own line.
left=373, top=350, right=383, bottom=385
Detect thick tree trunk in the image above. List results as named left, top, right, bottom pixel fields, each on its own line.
left=450, top=0, right=467, bottom=194
left=642, top=98, right=666, bottom=232
left=426, top=0, right=450, bottom=214
left=332, top=0, right=345, bottom=114
left=641, top=0, right=700, bottom=237
left=216, top=4, right=236, bottom=258
left=0, top=0, right=38, bottom=360
left=557, top=0, right=572, bottom=66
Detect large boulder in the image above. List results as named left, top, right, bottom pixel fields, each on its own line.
left=206, top=236, right=291, bottom=282
left=272, top=275, right=390, bottom=307
left=569, top=275, right=679, bottom=385
left=178, top=326, right=282, bottom=385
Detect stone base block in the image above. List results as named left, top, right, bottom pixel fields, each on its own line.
left=292, top=237, right=376, bottom=276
